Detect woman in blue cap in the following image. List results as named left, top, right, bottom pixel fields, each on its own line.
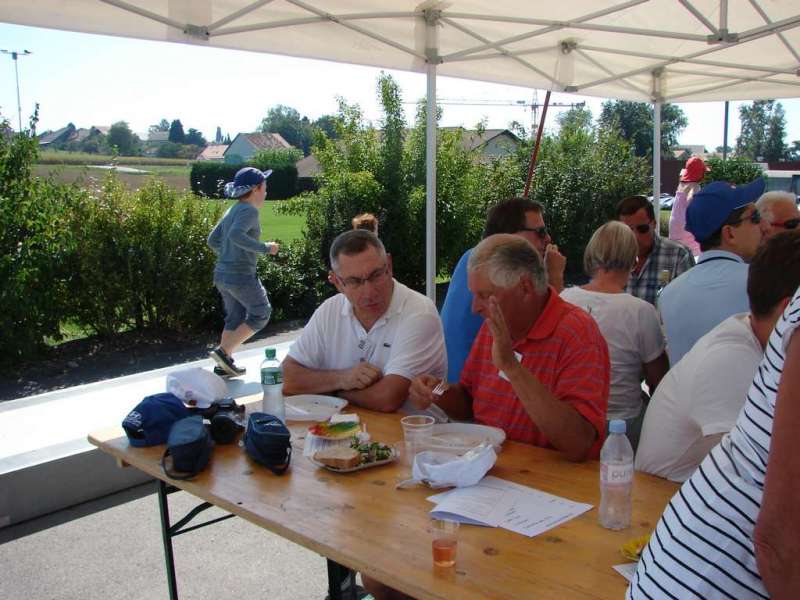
left=207, top=167, right=279, bottom=377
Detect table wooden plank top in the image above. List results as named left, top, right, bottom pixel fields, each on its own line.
left=89, top=406, right=678, bottom=600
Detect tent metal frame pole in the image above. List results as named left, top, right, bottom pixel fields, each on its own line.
left=723, top=101, right=730, bottom=161
left=440, top=17, right=560, bottom=88
left=579, top=44, right=797, bottom=76
left=441, top=0, right=646, bottom=61
left=425, top=10, right=439, bottom=302
left=652, top=70, right=662, bottom=229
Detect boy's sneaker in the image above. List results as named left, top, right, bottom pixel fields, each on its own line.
left=213, top=365, right=245, bottom=378
left=209, top=347, right=245, bottom=377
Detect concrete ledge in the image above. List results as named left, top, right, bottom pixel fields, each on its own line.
left=0, top=445, right=152, bottom=528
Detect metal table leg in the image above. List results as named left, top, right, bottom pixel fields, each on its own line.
left=156, top=480, right=236, bottom=600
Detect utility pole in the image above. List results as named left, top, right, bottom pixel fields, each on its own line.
left=1, top=49, right=32, bottom=132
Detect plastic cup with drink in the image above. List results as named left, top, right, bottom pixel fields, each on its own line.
left=431, top=518, right=459, bottom=568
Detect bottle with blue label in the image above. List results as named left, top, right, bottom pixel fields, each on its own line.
left=599, top=419, right=634, bottom=530
left=260, top=347, right=285, bottom=422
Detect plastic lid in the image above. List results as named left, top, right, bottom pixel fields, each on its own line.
left=264, top=347, right=276, bottom=359
left=609, top=419, right=627, bottom=434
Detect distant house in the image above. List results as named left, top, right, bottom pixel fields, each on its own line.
left=223, top=132, right=294, bottom=164
left=671, top=144, right=708, bottom=160
left=440, top=127, right=521, bottom=160
left=147, top=131, right=169, bottom=144
left=39, top=123, right=109, bottom=148
left=296, top=154, right=321, bottom=192
left=38, top=124, right=76, bottom=147
left=197, top=144, right=228, bottom=161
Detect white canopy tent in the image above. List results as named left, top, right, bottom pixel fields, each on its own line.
left=3, top=1, right=800, bottom=298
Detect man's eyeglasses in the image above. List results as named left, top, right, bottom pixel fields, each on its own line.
left=631, top=223, right=651, bottom=234
left=771, top=218, right=800, bottom=230
left=336, top=264, right=389, bottom=289
left=519, top=226, right=549, bottom=238
left=728, top=208, right=761, bottom=227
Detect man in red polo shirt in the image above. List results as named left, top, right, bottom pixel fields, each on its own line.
left=410, top=234, right=609, bottom=461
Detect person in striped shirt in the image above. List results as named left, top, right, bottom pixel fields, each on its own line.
left=410, top=234, right=609, bottom=462
left=628, top=252, right=800, bottom=598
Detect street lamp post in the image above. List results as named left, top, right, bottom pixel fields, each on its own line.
left=1, top=49, right=32, bottom=132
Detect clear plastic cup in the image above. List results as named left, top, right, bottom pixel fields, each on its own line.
left=431, top=518, right=459, bottom=567
left=400, top=415, right=435, bottom=449
left=393, top=440, right=416, bottom=478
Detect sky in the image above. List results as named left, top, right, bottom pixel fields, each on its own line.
left=2, top=22, right=800, bottom=152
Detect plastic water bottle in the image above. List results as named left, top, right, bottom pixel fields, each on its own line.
left=260, top=347, right=285, bottom=422
left=599, top=419, right=634, bottom=530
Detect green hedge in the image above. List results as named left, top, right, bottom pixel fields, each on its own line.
left=190, top=161, right=298, bottom=199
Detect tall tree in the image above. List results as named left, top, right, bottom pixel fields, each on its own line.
left=259, top=105, right=314, bottom=155
left=736, top=100, right=787, bottom=161
left=107, top=121, right=137, bottom=155
left=168, top=119, right=185, bottom=143
left=313, top=114, right=341, bottom=140
left=557, top=106, right=593, bottom=135
left=148, top=118, right=170, bottom=134
left=184, top=128, right=207, bottom=146
left=598, top=100, right=687, bottom=157
left=215, top=126, right=223, bottom=143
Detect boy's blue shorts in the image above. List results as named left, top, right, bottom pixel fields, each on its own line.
left=215, top=277, right=272, bottom=332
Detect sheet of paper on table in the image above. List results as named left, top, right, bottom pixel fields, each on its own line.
left=613, top=562, right=637, bottom=582
left=427, top=475, right=593, bottom=538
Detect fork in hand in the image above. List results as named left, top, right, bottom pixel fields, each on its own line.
left=431, top=380, right=448, bottom=396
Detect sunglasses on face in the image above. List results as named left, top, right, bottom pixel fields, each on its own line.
left=629, top=223, right=651, bottom=234
left=728, top=208, right=761, bottom=227
left=771, top=218, right=800, bottom=230
left=519, top=226, right=549, bottom=238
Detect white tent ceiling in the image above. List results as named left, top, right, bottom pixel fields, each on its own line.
left=2, top=0, right=799, bottom=103
left=3, top=1, right=799, bottom=297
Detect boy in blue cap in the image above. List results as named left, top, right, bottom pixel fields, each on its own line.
left=207, top=167, right=279, bottom=377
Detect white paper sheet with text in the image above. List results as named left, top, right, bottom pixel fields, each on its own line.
left=428, top=476, right=593, bottom=537
left=428, top=477, right=518, bottom=526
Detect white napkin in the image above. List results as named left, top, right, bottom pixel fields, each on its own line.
left=410, top=443, right=497, bottom=489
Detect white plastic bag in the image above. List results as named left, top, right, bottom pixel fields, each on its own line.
left=166, top=367, right=228, bottom=409
left=410, top=443, right=497, bottom=489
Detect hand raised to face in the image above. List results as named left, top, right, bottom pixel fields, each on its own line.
left=485, top=296, right=518, bottom=374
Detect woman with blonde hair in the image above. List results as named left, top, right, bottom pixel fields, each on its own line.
left=561, top=221, right=669, bottom=449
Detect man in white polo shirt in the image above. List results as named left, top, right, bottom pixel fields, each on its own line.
left=636, top=230, right=800, bottom=482
left=282, top=229, right=447, bottom=413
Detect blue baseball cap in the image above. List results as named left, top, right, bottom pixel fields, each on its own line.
left=686, top=178, right=766, bottom=242
left=224, top=167, right=273, bottom=199
left=122, top=393, right=191, bottom=447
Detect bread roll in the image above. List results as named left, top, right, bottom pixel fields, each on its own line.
left=313, top=447, right=361, bottom=469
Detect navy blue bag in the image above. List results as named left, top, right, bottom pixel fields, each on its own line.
left=160, top=416, right=214, bottom=480
left=243, top=412, right=291, bottom=475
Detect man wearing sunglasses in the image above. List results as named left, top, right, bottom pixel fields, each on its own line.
left=617, top=195, right=695, bottom=307
left=756, top=190, right=800, bottom=239
left=440, top=197, right=566, bottom=383
left=282, top=229, right=446, bottom=413
left=659, top=178, right=767, bottom=364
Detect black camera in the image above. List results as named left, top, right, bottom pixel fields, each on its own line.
left=199, top=398, right=246, bottom=444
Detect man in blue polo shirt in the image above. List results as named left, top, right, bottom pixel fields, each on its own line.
left=659, top=178, right=767, bottom=364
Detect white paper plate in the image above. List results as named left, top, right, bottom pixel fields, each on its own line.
left=284, top=394, right=348, bottom=421
left=427, top=423, right=506, bottom=453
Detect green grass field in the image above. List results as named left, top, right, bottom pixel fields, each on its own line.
left=225, top=200, right=305, bottom=242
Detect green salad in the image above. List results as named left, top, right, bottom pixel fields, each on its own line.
left=349, top=438, right=392, bottom=463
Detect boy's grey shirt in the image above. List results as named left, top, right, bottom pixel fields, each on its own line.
left=207, top=202, right=272, bottom=284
